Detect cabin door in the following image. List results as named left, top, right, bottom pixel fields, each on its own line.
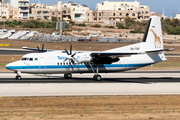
left=123, top=59, right=128, bottom=69
left=39, top=56, right=46, bottom=72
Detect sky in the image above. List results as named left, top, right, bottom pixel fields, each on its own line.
left=29, top=0, right=180, bottom=17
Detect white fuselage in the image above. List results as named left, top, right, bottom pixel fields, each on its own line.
left=6, top=51, right=165, bottom=74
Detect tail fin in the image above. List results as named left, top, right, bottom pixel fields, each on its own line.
left=141, top=16, right=163, bottom=51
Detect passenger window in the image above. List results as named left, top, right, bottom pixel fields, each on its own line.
left=60, top=63, right=62, bottom=65
left=29, top=58, right=33, bottom=61
left=57, top=63, right=59, bottom=65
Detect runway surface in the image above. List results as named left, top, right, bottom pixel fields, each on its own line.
left=0, top=48, right=37, bottom=55
left=0, top=72, right=180, bottom=97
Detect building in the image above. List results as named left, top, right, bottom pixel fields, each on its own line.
left=175, top=14, right=180, bottom=19
left=62, top=2, right=90, bottom=21
left=10, top=0, right=18, bottom=8
left=29, top=3, right=51, bottom=20
left=150, top=11, right=162, bottom=19
left=18, top=0, right=29, bottom=19
left=29, top=2, right=63, bottom=21
left=87, top=1, right=150, bottom=22
left=7, top=7, right=19, bottom=19
left=2, top=0, right=9, bottom=4
left=10, top=0, right=29, bottom=19
left=0, top=2, right=10, bottom=19
left=86, top=10, right=97, bottom=21
left=71, top=4, right=89, bottom=21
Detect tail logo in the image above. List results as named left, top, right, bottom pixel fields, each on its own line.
left=150, top=29, right=161, bottom=48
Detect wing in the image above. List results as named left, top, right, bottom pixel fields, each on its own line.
left=90, top=48, right=174, bottom=58
left=90, top=52, right=139, bottom=57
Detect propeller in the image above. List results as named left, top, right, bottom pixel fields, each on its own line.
left=64, top=44, right=80, bottom=65
left=37, top=43, right=45, bottom=53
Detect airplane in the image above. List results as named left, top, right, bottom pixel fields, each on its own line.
left=6, top=16, right=173, bottom=81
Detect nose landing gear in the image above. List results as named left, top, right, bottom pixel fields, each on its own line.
left=15, top=71, right=22, bottom=80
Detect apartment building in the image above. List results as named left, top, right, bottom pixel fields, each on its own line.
left=0, top=2, right=10, bottom=19
left=29, top=4, right=51, bottom=20
left=62, top=2, right=90, bottom=21
left=29, top=2, right=64, bottom=21
left=87, top=1, right=150, bottom=22
left=18, top=0, right=29, bottom=19
left=10, top=0, right=29, bottom=19
left=8, top=7, right=19, bottom=19
left=71, top=4, right=89, bottom=21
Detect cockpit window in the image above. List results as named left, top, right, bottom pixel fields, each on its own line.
left=29, top=58, right=33, bottom=61
left=21, top=57, right=34, bottom=61
left=21, top=58, right=28, bottom=61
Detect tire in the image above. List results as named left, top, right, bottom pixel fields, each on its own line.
left=16, top=75, right=22, bottom=80
left=64, top=73, right=72, bottom=79
left=94, top=75, right=102, bottom=81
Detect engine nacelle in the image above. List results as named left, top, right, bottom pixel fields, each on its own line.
left=90, top=57, right=119, bottom=64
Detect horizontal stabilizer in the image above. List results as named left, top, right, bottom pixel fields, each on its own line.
left=145, top=48, right=174, bottom=53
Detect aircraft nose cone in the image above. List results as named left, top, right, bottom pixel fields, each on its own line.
left=5, top=63, right=15, bottom=70
left=5, top=63, right=11, bottom=69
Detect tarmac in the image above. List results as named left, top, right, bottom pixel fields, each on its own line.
left=0, top=72, right=180, bottom=97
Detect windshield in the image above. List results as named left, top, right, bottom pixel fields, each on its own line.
left=21, top=57, right=34, bottom=61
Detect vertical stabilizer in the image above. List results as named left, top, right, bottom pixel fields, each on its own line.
left=141, top=16, right=163, bottom=51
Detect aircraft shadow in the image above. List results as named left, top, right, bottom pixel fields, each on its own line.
left=0, top=77, right=179, bottom=84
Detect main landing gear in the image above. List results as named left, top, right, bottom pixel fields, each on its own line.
left=90, top=64, right=102, bottom=81
left=15, top=71, right=22, bottom=80
left=64, top=73, right=72, bottom=79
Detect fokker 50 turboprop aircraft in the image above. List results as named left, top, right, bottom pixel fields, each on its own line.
left=6, top=16, right=173, bottom=81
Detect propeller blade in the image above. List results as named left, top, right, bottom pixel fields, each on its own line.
left=65, top=49, right=70, bottom=55
left=37, top=45, right=40, bottom=53
left=42, top=43, right=44, bottom=52
left=71, top=53, right=76, bottom=57
left=71, top=59, right=75, bottom=64
left=73, top=57, right=80, bottom=64
left=64, top=58, right=68, bottom=62
left=70, top=44, right=72, bottom=55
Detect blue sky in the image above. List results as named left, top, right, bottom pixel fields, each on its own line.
left=29, top=0, right=180, bottom=17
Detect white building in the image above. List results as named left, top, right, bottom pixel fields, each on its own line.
left=71, top=4, right=89, bottom=21
left=10, top=0, right=29, bottom=19
left=2, top=0, right=9, bottom=4
left=175, top=14, right=180, bottom=19
left=10, top=0, right=18, bottom=8
left=63, top=2, right=90, bottom=21
left=0, top=2, right=10, bottom=19
left=96, top=1, right=140, bottom=11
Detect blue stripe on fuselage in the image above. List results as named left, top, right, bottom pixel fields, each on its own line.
left=6, top=63, right=152, bottom=70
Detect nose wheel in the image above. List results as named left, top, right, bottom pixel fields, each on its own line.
left=16, top=75, right=22, bottom=80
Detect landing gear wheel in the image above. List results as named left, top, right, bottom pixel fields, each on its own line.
left=64, top=73, right=72, bottom=79
left=16, top=75, right=22, bottom=80
left=93, top=75, right=102, bottom=81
